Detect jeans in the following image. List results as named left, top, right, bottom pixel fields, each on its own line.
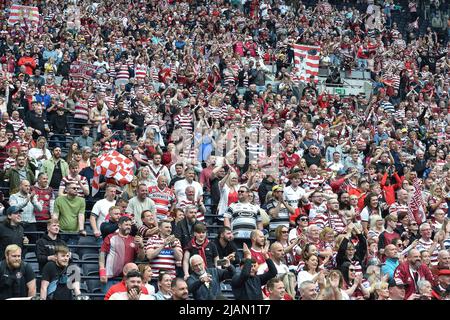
left=60, top=233, right=80, bottom=246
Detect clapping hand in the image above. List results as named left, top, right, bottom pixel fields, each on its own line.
left=242, top=243, right=251, bottom=260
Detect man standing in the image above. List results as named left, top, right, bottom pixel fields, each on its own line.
left=231, top=243, right=277, bottom=300
left=4, top=154, right=35, bottom=195
left=148, top=175, right=175, bottom=221
left=39, top=245, right=82, bottom=300
left=100, top=206, right=123, bottom=239
left=99, top=216, right=145, bottom=292
left=174, top=168, right=203, bottom=203
left=74, top=126, right=94, bottom=149
left=312, top=198, right=347, bottom=235
left=31, top=173, right=54, bottom=232
left=182, top=223, right=218, bottom=279
left=90, top=185, right=117, bottom=239
left=266, top=185, right=295, bottom=234
left=58, top=161, right=89, bottom=197
left=53, top=183, right=86, bottom=244
left=0, top=207, right=28, bottom=260
left=199, top=156, right=216, bottom=194
left=416, top=223, right=443, bottom=266
left=283, top=172, right=306, bottom=211
left=381, top=244, right=401, bottom=281
left=147, top=153, right=171, bottom=187
left=176, top=186, right=206, bottom=222
left=41, top=147, right=69, bottom=191
left=125, top=183, right=156, bottom=227
left=269, top=242, right=290, bottom=276
left=393, top=249, right=434, bottom=299
left=0, top=245, right=36, bottom=299
left=145, top=220, right=183, bottom=281
left=224, top=186, right=263, bottom=239
left=187, top=254, right=235, bottom=300
left=35, top=219, right=66, bottom=271
left=213, top=226, right=240, bottom=266
left=9, top=180, right=43, bottom=241
left=174, top=205, right=200, bottom=249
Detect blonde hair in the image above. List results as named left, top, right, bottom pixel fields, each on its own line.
left=5, top=244, right=21, bottom=257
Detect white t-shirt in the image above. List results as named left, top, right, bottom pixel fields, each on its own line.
left=284, top=185, right=305, bottom=209
left=91, top=198, right=116, bottom=229
left=174, top=179, right=203, bottom=202
left=109, top=292, right=155, bottom=300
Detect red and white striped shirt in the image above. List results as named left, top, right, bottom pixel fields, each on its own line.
left=304, top=175, right=326, bottom=190
left=148, top=185, right=175, bottom=219
left=174, top=112, right=193, bottom=133
left=135, top=63, right=148, bottom=81
left=313, top=211, right=347, bottom=234
left=176, top=199, right=205, bottom=222
left=74, top=99, right=89, bottom=121
left=8, top=118, right=26, bottom=134
left=145, top=235, right=180, bottom=279
left=417, top=238, right=441, bottom=266
left=389, top=202, right=409, bottom=217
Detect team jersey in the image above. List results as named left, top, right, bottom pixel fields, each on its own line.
left=313, top=211, right=347, bottom=234
left=148, top=185, right=175, bottom=220
left=224, top=202, right=262, bottom=239
left=417, top=239, right=441, bottom=266
left=265, top=200, right=291, bottom=232
left=145, top=235, right=181, bottom=279
left=283, top=185, right=305, bottom=209
left=101, top=233, right=139, bottom=278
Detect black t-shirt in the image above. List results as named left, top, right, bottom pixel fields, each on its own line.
left=110, top=109, right=129, bottom=130
left=130, top=111, right=145, bottom=128
left=41, top=261, right=73, bottom=300
left=0, top=261, right=35, bottom=300
left=49, top=160, right=62, bottom=189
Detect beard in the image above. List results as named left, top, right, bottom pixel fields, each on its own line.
left=9, top=260, right=21, bottom=269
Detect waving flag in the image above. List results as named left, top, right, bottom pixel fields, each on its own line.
left=408, top=178, right=427, bottom=225
left=8, top=5, right=40, bottom=28
left=92, top=151, right=134, bottom=196
left=292, top=44, right=321, bottom=83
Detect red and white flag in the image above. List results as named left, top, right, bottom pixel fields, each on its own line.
left=408, top=178, right=427, bottom=225
left=8, top=5, right=40, bottom=27
left=292, top=44, right=321, bottom=83
left=92, top=151, right=134, bottom=196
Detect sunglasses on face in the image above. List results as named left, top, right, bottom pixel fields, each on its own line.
left=300, top=218, right=309, bottom=221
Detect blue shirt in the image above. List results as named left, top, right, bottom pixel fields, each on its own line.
left=381, top=258, right=399, bottom=280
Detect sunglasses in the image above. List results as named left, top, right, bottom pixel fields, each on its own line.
left=281, top=231, right=289, bottom=234
left=238, top=190, right=247, bottom=194
left=349, top=268, right=356, bottom=272
left=300, top=217, right=309, bottom=221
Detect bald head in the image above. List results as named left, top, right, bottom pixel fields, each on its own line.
left=384, top=244, right=398, bottom=259
left=123, top=263, right=138, bottom=276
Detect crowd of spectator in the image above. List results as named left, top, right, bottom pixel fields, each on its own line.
left=0, top=0, right=449, bottom=300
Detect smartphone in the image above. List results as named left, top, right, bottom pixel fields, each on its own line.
left=217, top=259, right=228, bottom=267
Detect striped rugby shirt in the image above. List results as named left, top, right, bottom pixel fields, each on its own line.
left=148, top=185, right=175, bottom=220
left=224, top=201, right=262, bottom=239
left=145, top=235, right=181, bottom=279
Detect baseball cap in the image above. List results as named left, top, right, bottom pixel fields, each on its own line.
left=6, top=206, right=23, bottom=215
left=337, top=168, right=347, bottom=176
left=272, top=185, right=284, bottom=192
left=388, top=278, right=406, bottom=288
